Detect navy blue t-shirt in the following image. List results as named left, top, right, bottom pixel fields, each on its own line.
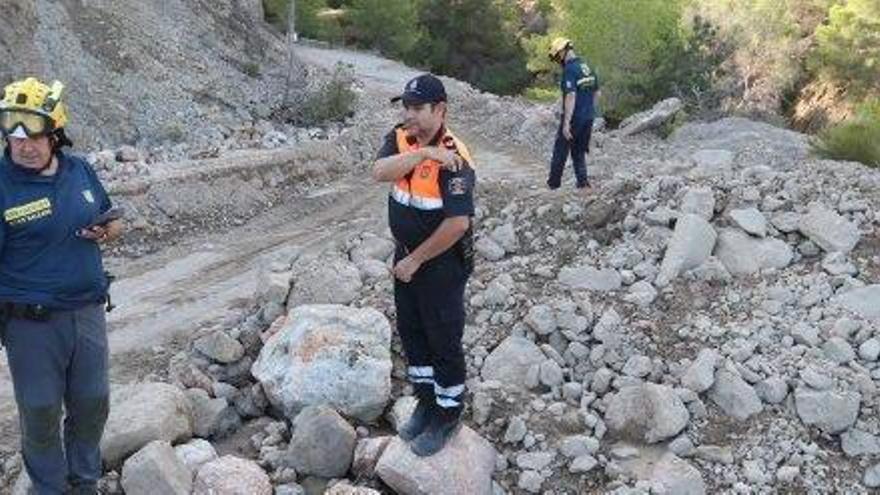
left=561, top=56, right=600, bottom=127
left=0, top=152, right=112, bottom=309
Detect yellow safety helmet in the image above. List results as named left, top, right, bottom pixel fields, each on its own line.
left=548, top=37, right=573, bottom=62
left=0, top=77, right=69, bottom=138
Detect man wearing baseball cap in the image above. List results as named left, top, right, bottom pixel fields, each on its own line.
left=373, top=74, right=476, bottom=456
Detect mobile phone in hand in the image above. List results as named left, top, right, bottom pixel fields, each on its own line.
left=78, top=207, right=124, bottom=237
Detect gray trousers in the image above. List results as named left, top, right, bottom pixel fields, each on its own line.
left=1, top=304, right=109, bottom=495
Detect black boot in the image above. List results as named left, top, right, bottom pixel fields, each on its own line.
left=410, top=406, right=461, bottom=457
left=398, top=389, right=435, bottom=441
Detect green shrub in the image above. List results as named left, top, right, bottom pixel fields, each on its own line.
left=810, top=0, right=880, bottom=98
left=347, top=0, right=423, bottom=59
left=263, top=0, right=344, bottom=42
left=293, top=63, right=358, bottom=126
left=813, top=109, right=880, bottom=167
left=523, top=86, right=558, bottom=103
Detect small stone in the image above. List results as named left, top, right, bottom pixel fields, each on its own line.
left=569, top=455, right=599, bottom=474
left=859, top=339, right=880, bottom=362
left=822, top=337, right=855, bottom=364
left=695, top=445, right=733, bottom=465
left=503, top=417, right=527, bottom=444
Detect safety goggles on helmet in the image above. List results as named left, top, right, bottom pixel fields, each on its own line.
left=0, top=109, right=53, bottom=138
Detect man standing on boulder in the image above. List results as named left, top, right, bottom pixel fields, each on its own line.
left=0, top=78, right=122, bottom=494
left=547, top=36, right=601, bottom=191
left=372, top=74, right=476, bottom=456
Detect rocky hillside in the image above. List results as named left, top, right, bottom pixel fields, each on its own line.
left=0, top=0, right=304, bottom=149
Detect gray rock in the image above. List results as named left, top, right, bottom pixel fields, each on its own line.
left=252, top=305, right=391, bottom=422
left=376, top=426, right=496, bottom=495
left=841, top=429, right=880, bottom=457
left=349, top=235, right=395, bottom=263
left=288, top=254, right=363, bottom=307
left=798, top=204, right=860, bottom=254
left=560, top=435, right=599, bottom=458
left=490, top=223, right=519, bottom=253
left=557, top=265, right=622, bottom=292
left=822, top=337, right=855, bottom=365
left=656, top=214, right=717, bottom=287
left=605, top=383, right=690, bottom=443
left=649, top=453, right=706, bottom=495
left=833, top=285, right=880, bottom=320
left=255, top=267, right=292, bottom=307
left=539, top=360, right=565, bottom=387
left=668, top=436, right=695, bottom=457
left=865, top=463, right=880, bottom=488
left=790, top=323, right=820, bottom=346
left=623, top=281, right=658, bottom=307
left=777, top=466, right=799, bottom=484
left=771, top=212, right=801, bottom=233
left=352, top=436, right=392, bottom=479
left=388, top=396, right=417, bottom=432
left=102, top=383, right=193, bottom=468
left=593, top=308, right=622, bottom=347
left=475, top=237, right=505, bottom=261
left=681, top=349, right=720, bottom=393
left=622, top=355, right=653, bottom=378
left=742, top=459, right=769, bottom=484
left=690, top=149, right=734, bottom=178
left=517, top=470, right=545, bottom=493
left=800, top=367, right=833, bottom=391
left=525, top=304, right=557, bottom=335
left=121, top=441, right=192, bottom=495
left=708, top=370, right=763, bottom=420
left=174, top=439, right=218, bottom=473
left=695, top=445, right=733, bottom=465
left=822, top=252, right=858, bottom=276
left=194, top=331, right=244, bottom=364
left=618, top=98, right=683, bottom=136
left=286, top=405, right=357, bottom=478
left=755, top=376, right=788, bottom=404
left=729, top=208, right=767, bottom=237
left=481, top=336, right=546, bottom=387
left=516, top=451, right=555, bottom=470
left=504, top=417, right=528, bottom=444
left=680, top=187, right=715, bottom=220
left=193, top=456, right=271, bottom=495
left=794, top=387, right=860, bottom=434
left=859, top=338, right=880, bottom=361
left=569, top=455, right=599, bottom=474
left=714, top=229, right=792, bottom=275
left=185, top=389, right=240, bottom=439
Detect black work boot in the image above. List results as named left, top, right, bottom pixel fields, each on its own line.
left=398, top=388, right=435, bottom=441
left=410, top=406, right=461, bottom=457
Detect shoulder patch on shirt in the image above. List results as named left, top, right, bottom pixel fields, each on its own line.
left=82, top=190, right=95, bottom=203
left=448, top=177, right=468, bottom=196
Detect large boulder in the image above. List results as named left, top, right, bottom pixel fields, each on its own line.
left=714, top=229, right=792, bottom=275
left=102, top=383, right=193, bottom=467
left=193, top=456, right=271, bottom=495
left=618, top=98, right=683, bottom=136
left=798, top=204, right=860, bottom=254
left=794, top=387, right=860, bottom=434
left=286, top=405, right=357, bottom=478
left=121, top=441, right=192, bottom=495
left=833, top=285, right=880, bottom=320
left=287, top=254, right=363, bottom=307
left=252, top=304, right=392, bottom=422
left=480, top=336, right=546, bottom=387
left=656, top=214, right=717, bottom=287
left=605, top=383, right=690, bottom=443
left=376, top=426, right=497, bottom=495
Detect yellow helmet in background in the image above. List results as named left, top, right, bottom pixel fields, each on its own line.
left=548, top=37, right=573, bottom=62
left=0, top=77, right=69, bottom=138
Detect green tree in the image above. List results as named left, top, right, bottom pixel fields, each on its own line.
left=347, top=0, right=423, bottom=60
left=810, top=0, right=880, bottom=97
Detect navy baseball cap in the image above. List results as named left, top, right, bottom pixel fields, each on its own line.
left=390, top=74, right=447, bottom=105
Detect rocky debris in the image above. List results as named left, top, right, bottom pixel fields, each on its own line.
left=618, top=98, right=683, bottom=136
left=841, top=429, right=880, bottom=458
left=173, top=439, right=218, bottom=472
left=252, top=304, right=391, bottom=422
left=352, top=436, right=392, bottom=478
left=794, top=388, right=861, bottom=434
left=681, top=349, right=720, bottom=393
left=605, top=384, right=690, bottom=443
left=714, top=229, right=792, bottom=275
left=102, top=383, right=193, bottom=467
left=185, top=388, right=241, bottom=439
left=656, top=214, right=717, bottom=286
left=798, top=204, right=861, bottom=254
left=375, top=426, right=497, bottom=495
left=285, top=405, right=356, bottom=478
left=649, top=453, right=706, bottom=495
left=287, top=254, right=363, bottom=307
left=708, top=370, right=763, bottom=421
left=690, top=149, right=735, bottom=177
left=121, top=441, right=192, bottom=495
left=680, top=187, right=715, bottom=220
left=833, top=285, right=880, bottom=319
left=193, top=456, right=272, bottom=495
left=481, top=336, right=546, bottom=387
left=557, top=265, right=622, bottom=292
left=729, top=208, right=767, bottom=237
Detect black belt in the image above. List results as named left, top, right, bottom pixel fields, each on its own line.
left=1, top=302, right=52, bottom=322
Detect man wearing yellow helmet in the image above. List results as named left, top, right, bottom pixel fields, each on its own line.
left=547, top=37, right=601, bottom=191
left=0, top=77, right=122, bottom=494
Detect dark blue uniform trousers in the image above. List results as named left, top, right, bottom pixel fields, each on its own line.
left=1, top=304, right=109, bottom=494
left=547, top=119, right=594, bottom=189
left=394, top=253, right=467, bottom=412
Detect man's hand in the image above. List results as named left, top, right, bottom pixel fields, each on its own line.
left=563, top=122, right=573, bottom=141
left=393, top=255, right=422, bottom=283
left=421, top=146, right=465, bottom=172
left=78, top=225, right=110, bottom=243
